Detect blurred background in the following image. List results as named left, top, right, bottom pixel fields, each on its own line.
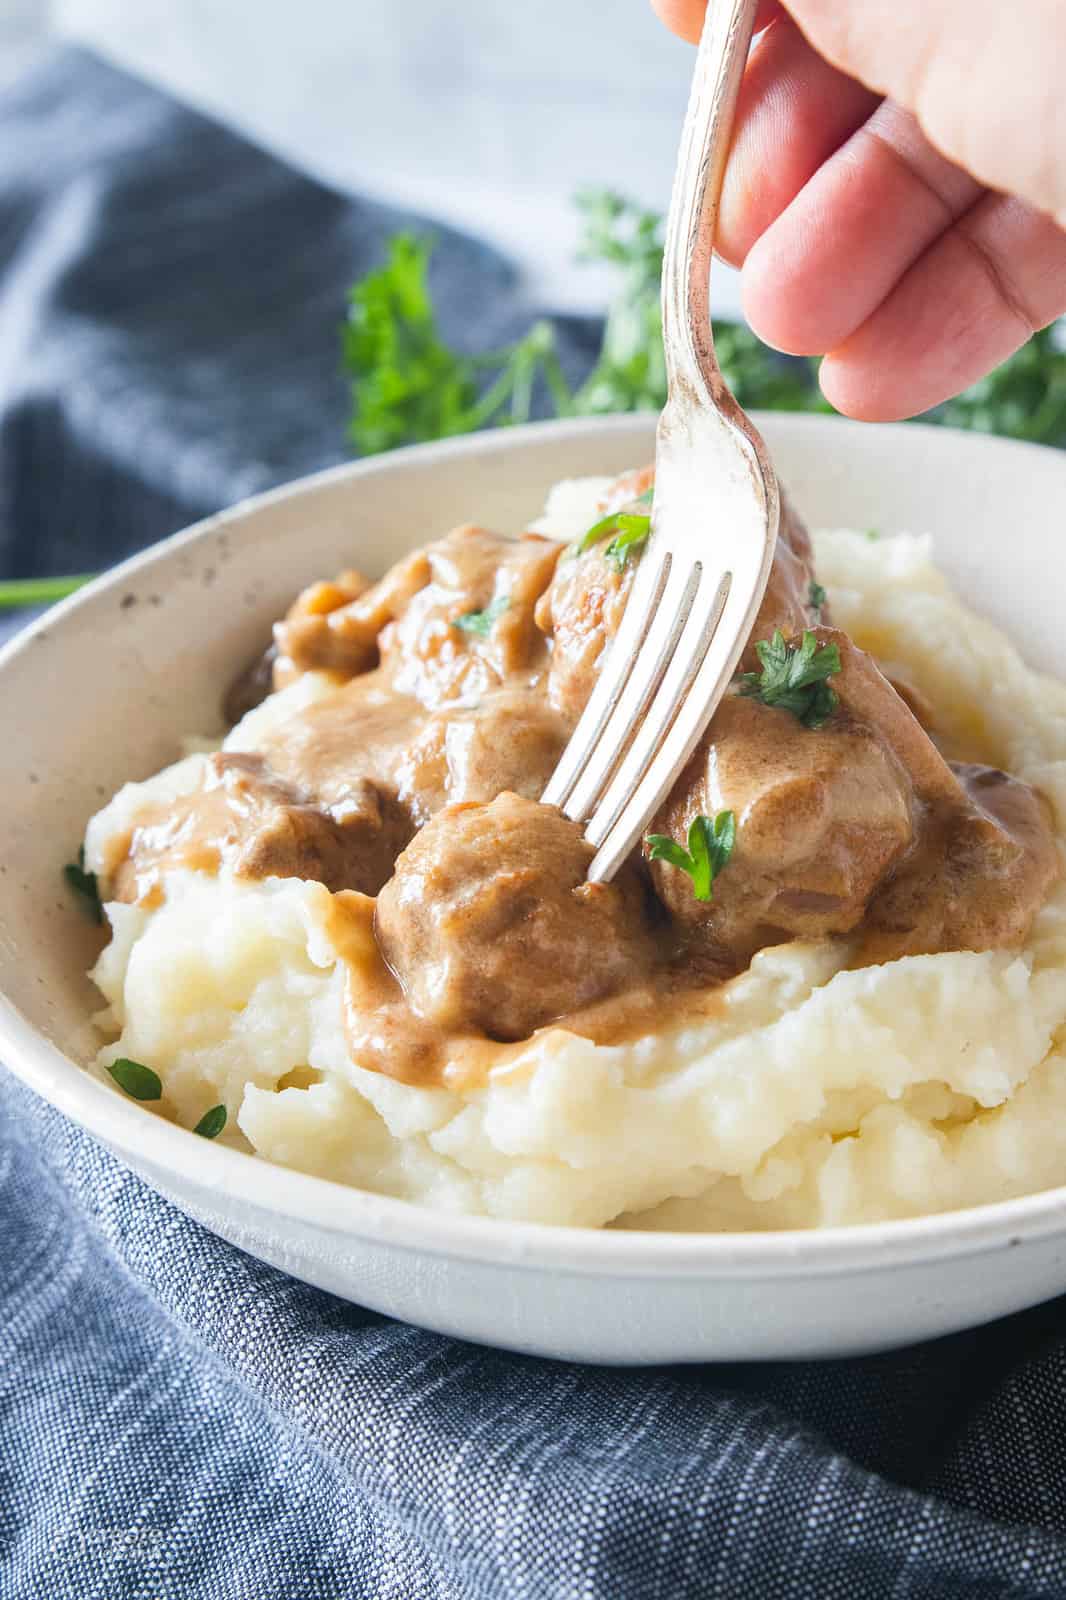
left=0, top=0, right=1060, bottom=600
left=3, top=0, right=744, bottom=314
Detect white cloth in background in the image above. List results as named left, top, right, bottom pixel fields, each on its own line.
left=51, top=0, right=745, bottom=314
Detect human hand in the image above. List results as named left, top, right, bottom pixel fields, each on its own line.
left=652, top=0, right=1066, bottom=420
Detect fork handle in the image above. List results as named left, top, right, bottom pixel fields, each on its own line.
left=661, top=0, right=761, bottom=405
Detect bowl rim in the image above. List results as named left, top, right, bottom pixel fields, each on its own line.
left=4, top=410, right=1066, bottom=1279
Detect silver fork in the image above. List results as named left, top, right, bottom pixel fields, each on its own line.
left=542, top=0, right=779, bottom=883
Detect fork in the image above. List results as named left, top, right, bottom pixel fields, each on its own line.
left=542, top=0, right=780, bottom=884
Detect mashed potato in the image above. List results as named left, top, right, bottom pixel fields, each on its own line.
left=84, top=486, right=1066, bottom=1230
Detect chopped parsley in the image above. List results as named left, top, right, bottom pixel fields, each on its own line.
left=108, top=1057, right=162, bottom=1102
left=808, top=581, right=827, bottom=619
left=193, top=1104, right=227, bottom=1140
left=646, top=810, right=736, bottom=903
left=454, top=596, right=510, bottom=636
left=574, top=487, right=653, bottom=569
left=739, top=629, right=842, bottom=730
left=63, top=847, right=103, bottom=924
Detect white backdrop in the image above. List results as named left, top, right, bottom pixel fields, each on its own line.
left=46, top=0, right=744, bottom=313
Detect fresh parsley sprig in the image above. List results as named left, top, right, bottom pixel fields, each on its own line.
left=739, top=629, right=842, bottom=730
left=808, top=581, right=827, bottom=619
left=343, top=234, right=573, bottom=453
left=646, top=810, right=736, bottom=902
left=344, top=195, right=1066, bottom=455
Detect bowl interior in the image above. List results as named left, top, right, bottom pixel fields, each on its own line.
left=1, top=411, right=1064, bottom=1222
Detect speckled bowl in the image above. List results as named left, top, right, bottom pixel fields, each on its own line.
left=2, top=413, right=1065, bottom=1364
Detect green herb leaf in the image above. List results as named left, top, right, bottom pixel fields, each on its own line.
left=108, top=1057, right=162, bottom=1102
left=935, top=323, right=1066, bottom=446
left=573, top=487, right=653, bottom=567
left=63, top=846, right=103, bottom=924
left=739, top=629, right=842, bottom=730
left=569, top=192, right=668, bottom=416
left=193, top=1104, right=227, bottom=1139
left=604, top=517, right=652, bottom=570
left=454, top=596, right=510, bottom=637
left=808, top=581, right=827, bottom=619
left=343, top=235, right=573, bottom=453
left=646, top=810, right=736, bottom=903
left=344, top=194, right=1066, bottom=459
left=343, top=234, right=478, bottom=453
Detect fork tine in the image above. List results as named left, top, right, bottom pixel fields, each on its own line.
left=540, top=545, right=670, bottom=812
left=586, top=570, right=759, bottom=883
left=584, top=562, right=731, bottom=849
left=562, top=557, right=701, bottom=826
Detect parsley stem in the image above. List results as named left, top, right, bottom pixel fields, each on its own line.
left=510, top=345, right=535, bottom=426
left=0, top=575, right=92, bottom=609
left=540, top=347, right=576, bottom=419
left=462, top=367, right=516, bottom=432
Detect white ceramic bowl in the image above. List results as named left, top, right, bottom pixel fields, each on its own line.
left=3, top=413, right=1066, bottom=1366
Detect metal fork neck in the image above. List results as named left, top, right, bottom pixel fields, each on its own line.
left=660, top=0, right=761, bottom=407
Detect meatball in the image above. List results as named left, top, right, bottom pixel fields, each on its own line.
left=376, top=792, right=655, bottom=1039
left=741, top=488, right=822, bottom=669
left=273, top=567, right=380, bottom=687
left=273, top=524, right=560, bottom=701
left=397, top=689, right=570, bottom=823
left=535, top=539, right=633, bottom=721
left=861, top=764, right=1060, bottom=960
left=649, top=643, right=917, bottom=959
left=537, top=475, right=820, bottom=723
left=112, top=754, right=412, bottom=901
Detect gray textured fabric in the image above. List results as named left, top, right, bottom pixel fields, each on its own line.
left=3, top=45, right=1066, bottom=1600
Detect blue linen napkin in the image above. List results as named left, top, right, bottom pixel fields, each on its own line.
left=3, top=46, right=1066, bottom=1600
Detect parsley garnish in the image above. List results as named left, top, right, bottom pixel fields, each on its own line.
left=646, top=811, right=736, bottom=902
left=574, top=487, right=653, bottom=568
left=605, top=519, right=651, bottom=570
left=808, top=581, right=827, bottom=619
left=64, top=846, right=103, bottom=924
left=108, top=1057, right=162, bottom=1101
left=454, top=596, right=510, bottom=636
left=193, top=1104, right=227, bottom=1140
left=107, top=1058, right=226, bottom=1139
left=739, top=629, right=842, bottom=729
